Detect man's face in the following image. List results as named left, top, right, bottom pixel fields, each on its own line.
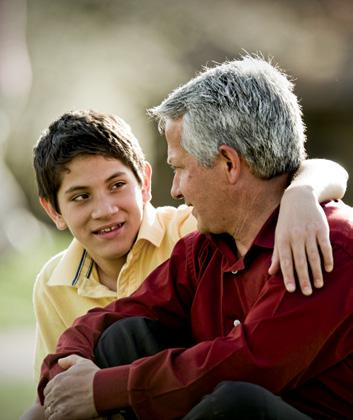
left=165, top=118, right=229, bottom=234
left=43, top=155, right=151, bottom=267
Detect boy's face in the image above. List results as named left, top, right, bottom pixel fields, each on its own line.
left=41, top=155, right=151, bottom=268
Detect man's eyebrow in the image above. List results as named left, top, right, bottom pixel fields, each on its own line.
left=64, top=171, right=127, bottom=195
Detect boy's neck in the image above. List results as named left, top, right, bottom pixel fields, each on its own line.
left=96, top=257, right=127, bottom=292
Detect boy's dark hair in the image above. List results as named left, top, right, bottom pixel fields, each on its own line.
left=33, top=110, right=146, bottom=212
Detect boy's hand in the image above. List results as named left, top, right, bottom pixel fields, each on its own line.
left=269, top=186, right=333, bottom=295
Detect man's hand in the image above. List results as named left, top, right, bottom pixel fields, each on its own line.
left=269, top=186, right=333, bottom=295
left=43, top=355, right=99, bottom=419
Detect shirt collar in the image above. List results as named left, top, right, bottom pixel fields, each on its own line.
left=47, top=239, right=94, bottom=287
left=252, top=205, right=278, bottom=250
left=135, top=202, right=165, bottom=247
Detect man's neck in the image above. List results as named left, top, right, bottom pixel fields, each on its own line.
left=231, top=174, right=288, bottom=257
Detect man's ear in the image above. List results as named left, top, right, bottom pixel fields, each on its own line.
left=141, top=161, right=153, bottom=203
left=218, top=145, right=241, bottom=184
left=39, top=197, right=67, bottom=231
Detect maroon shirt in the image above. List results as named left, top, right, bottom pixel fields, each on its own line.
left=38, top=200, right=353, bottom=419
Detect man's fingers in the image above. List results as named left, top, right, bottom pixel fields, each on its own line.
left=58, top=354, right=81, bottom=369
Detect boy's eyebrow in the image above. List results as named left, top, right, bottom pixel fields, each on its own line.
left=63, top=171, right=128, bottom=195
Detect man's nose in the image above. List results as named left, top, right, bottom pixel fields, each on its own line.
left=170, top=176, right=183, bottom=201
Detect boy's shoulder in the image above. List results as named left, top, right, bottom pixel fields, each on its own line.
left=154, top=204, right=196, bottom=237
left=154, top=203, right=193, bottom=219
left=36, top=249, right=67, bottom=280
left=34, top=239, right=85, bottom=288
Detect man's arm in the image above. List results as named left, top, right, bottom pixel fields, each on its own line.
left=270, top=158, right=348, bottom=294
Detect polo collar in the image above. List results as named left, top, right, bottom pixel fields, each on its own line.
left=135, top=202, right=165, bottom=247
left=47, top=239, right=95, bottom=287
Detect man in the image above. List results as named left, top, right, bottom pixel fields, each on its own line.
left=36, top=56, right=353, bottom=419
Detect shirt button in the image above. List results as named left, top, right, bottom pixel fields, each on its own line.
left=233, top=319, right=241, bottom=327
left=232, top=270, right=238, bottom=274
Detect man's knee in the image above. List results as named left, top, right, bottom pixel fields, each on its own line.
left=95, top=316, right=163, bottom=367
left=184, top=381, right=311, bottom=420
left=184, top=381, right=266, bottom=419
left=214, top=381, right=267, bottom=410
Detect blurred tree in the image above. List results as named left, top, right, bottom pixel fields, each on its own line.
left=0, top=0, right=48, bottom=256
left=3, top=0, right=353, bottom=225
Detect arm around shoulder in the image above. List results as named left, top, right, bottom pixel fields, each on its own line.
left=269, top=158, right=348, bottom=295
left=289, top=158, right=348, bottom=201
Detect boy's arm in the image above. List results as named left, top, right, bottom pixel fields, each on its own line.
left=270, top=158, right=348, bottom=294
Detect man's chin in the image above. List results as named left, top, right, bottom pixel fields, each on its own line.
left=196, top=221, right=208, bottom=234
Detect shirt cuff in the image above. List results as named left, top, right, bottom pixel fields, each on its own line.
left=38, top=362, right=66, bottom=404
left=93, top=365, right=130, bottom=414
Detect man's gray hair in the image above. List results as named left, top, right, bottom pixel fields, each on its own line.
left=148, top=54, right=306, bottom=178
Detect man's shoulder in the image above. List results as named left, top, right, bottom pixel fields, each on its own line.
left=324, top=200, right=353, bottom=255
left=172, top=231, right=219, bottom=268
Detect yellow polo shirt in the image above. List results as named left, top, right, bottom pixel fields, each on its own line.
left=33, top=203, right=196, bottom=379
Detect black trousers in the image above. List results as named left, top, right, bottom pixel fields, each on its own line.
left=94, top=316, right=311, bottom=420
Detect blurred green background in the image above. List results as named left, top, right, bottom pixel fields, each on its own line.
left=1, top=0, right=353, bottom=418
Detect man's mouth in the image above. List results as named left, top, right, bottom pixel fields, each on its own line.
left=94, top=223, right=124, bottom=235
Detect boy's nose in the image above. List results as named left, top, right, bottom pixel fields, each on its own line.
left=91, top=198, right=118, bottom=219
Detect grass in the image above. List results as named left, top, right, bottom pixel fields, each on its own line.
left=0, top=230, right=71, bottom=329
left=0, top=382, right=36, bottom=420
left=0, top=229, right=71, bottom=419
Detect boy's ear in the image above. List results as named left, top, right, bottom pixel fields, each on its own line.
left=39, top=197, right=67, bottom=231
left=218, top=145, right=241, bottom=184
left=141, top=161, right=153, bottom=203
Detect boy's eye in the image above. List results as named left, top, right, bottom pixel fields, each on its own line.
left=112, top=181, right=126, bottom=190
left=72, top=193, right=89, bottom=202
